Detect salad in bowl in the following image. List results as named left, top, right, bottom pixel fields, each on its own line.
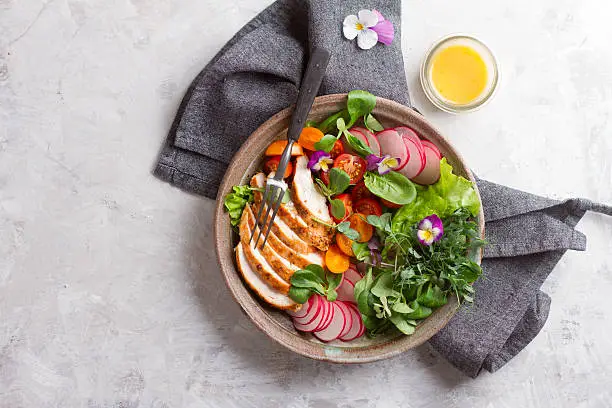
left=216, top=91, right=484, bottom=360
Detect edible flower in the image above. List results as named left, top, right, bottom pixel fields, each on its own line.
left=343, top=9, right=395, bottom=49
left=366, top=154, right=400, bottom=175
left=308, top=150, right=334, bottom=172
left=417, top=214, right=444, bottom=246
left=370, top=9, right=394, bottom=46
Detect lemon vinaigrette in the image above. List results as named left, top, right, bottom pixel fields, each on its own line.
left=420, top=35, right=499, bottom=113
left=431, top=45, right=488, bottom=105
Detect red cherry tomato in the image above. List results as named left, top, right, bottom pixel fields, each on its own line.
left=333, top=154, right=367, bottom=184
left=329, top=140, right=344, bottom=159
left=329, top=193, right=353, bottom=223
left=263, top=156, right=293, bottom=178
left=351, top=180, right=373, bottom=202
left=381, top=198, right=403, bottom=209
left=354, top=198, right=383, bottom=217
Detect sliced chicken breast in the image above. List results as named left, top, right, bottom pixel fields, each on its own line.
left=235, top=243, right=300, bottom=312
left=238, top=209, right=290, bottom=293
left=244, top=205, right=324, bottom=269
left=292, top=156, right=334, bottom=250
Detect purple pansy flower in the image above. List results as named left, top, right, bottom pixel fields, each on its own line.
left=366, top=154, right=400, bottom=175
left=417, top=214, right=444, bottom=246
left=307, top=150, right=334, bottom=172
left=371, top=9, right=394, bottom=46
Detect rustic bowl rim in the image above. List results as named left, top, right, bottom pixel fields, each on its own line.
left=214, top=93, right=485, bottom=363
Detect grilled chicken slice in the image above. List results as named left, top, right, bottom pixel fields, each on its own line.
left=244, top=205, right=324, bottom=269
left=238, top=209, right=290, bottom=293
left=235, top=243, right=300, bottom=311
left=292, top=156, right=335, bottom=250
left=250, top=173, right=319, bottom=253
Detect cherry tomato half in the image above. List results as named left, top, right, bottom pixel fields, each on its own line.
left=263, top=156, right=293, bottom=179
left=381, top=198, right=403, bottom=209
left=319, top=170, right=330, bottom=186
left=329, top=193, right=353, bottom=223
left=351, top=180, right=373, bottom=202
left=329, top=140, right=344, bottom=159
left=333, top=154, right=367, bottom=184
left=354, top=198, right=383, bottom=217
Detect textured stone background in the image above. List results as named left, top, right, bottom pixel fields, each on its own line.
left=1, top=0, right=612, bottom=407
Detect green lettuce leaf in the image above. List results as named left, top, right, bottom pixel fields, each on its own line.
left=224, top=185, right=254, bottom=227
left=391, top=158, right=480, bottom=233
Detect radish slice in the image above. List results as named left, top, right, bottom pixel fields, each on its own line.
left=315, top=299, right=334, bottom=331
left=420, top=139, right=442, bottom=159
left=337, top=302, right=354, bottom=338
left=411, top=145, right=441, bottom=185
left=343, top=129, right=370, bottom=155
left=336, top=279, right=356, bottom=303
left=344, top=267, right=362, bottom=286
left=339, top=304, right=363, bottom=341
left=352, top=127, right=381, bottom=156
left=376, top=129, right=409, bottom=169
left=313, top=303, right=347, bottom=342
left=395, top=127, right=426, bottom=178
left=293, top=298, right=325, bottom=332
left=287, top=296, right=313, bottom=319
left=293, top=295, right=321, bottom=325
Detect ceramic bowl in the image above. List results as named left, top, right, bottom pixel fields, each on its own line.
left=214, top=94, right=484, bottom=363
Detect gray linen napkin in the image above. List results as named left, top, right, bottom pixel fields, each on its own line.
left=153, top=0, right=612, bottom=376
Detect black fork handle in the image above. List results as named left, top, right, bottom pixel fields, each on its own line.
left=287, top=48, right=331, bottom=142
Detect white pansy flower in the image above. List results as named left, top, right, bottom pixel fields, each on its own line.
left=343, top=9, right=379, bottom=50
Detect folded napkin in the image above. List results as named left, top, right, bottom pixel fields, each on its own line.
left=154, top=0, right=612, bottom=376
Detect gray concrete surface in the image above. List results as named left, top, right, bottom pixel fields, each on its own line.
left=1, top=0, right=612, bottom=406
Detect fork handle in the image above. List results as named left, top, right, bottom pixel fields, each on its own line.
left=287, top=48, right=331, bottom=142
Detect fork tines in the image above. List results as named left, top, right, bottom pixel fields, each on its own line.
left=250, top=177, right=287, bottom=248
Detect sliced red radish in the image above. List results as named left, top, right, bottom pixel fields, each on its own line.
left=315, top=299, right=335, bottom=331
left=411, top=144, right=441, bottom=185
left=344, top=267, right=362, bottom=286
left=395, top=127, right=426, bottom=178
left=292, top=295, right=321, bottom=325
left=420, top=139, right=442, bottom=159
left=287, top=296, right=313, bottom=319
left=293, top=297, right=325, bottom=332
left=313, top=303, right=347, bottom=342
left=336, top=279, right=356, bottom=303
left=336, top=302, right=354, bottom=339
left=343, top=129, right=370, bottom=155
left=352, top=127, right=381, bottom=156
left=376, top=129, right=409, bottom=170
left=339, top=304, right=363, bottom=341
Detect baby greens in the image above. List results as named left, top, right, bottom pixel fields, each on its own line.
left=358, top=209, right=485, bottom=336
left=289, top=264, right=343, bottom=303
left=224, top=185, right=254, bottom=227
left=392, top=158, right=480, bottom=233
left=364, top=171, right=417, bottom=205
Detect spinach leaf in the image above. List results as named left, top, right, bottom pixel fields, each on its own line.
left=224, top=185, right=254, bottom=226
left=364, top=171, right=416, bottom=205
left=314, top=134, right=338, bottom=152
left=404, top=300, right=433, bottom=320
left=317, top=109, right=350, bottom=134
left=352, top=242, right=370, bottom=261
left=304, top=264, right=326, bottom=281
left=330, top=199, right=346, bottom=220
left=417, top=285, right=448, bottom=308
left=347, top=90, right=377, bottom=127
left=389, top=313, right=416, bottom=335
left=344, top=129, right=374, bottom=157
left=370, top=271, right=395, bottom=298
left=365, top=113, right=384, bottom=132
left=328, top=168, right=351, bottom=195
left=290, top=271, right=326, bottom=294
left=325, top=272, right=343, bottom=301
left=392, top=302, right=414, bottom=314
left=288, top=286, right=312, bottom=304
left=305, top=120, right=318, bottom=128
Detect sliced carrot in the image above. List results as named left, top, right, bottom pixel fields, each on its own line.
left=336, top=233, right=355, bottom=257
left=349, top=213, right=373, bottom=243
left=298, top=127, right=324, bottom=151
left=325, top=245, right=350, bottom=273
left=265, top=140, right=304, bottom=156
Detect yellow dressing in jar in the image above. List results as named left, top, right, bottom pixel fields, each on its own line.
left=431, top=45, right=488, bottom=105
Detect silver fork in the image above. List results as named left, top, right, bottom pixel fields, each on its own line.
left=250, top=47, right=331, bottom=249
